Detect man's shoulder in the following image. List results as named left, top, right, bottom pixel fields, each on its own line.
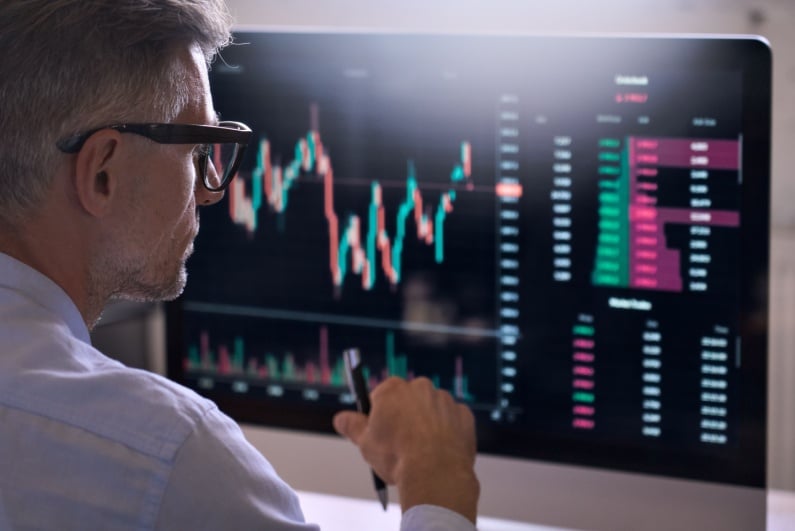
left=0, top=320, right=219, bottom=462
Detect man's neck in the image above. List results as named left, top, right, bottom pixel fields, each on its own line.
left=0, top=208, right=100, bottom=328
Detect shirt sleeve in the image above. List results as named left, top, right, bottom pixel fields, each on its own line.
left=155, top=407, right=320, bottom=531
left=401, top=505, right=479, bottom=531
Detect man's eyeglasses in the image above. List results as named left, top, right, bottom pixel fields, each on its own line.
left=56, top=121, right=253, bottom=192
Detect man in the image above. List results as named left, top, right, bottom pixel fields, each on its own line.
left=0, top=1, right=479, bottom=529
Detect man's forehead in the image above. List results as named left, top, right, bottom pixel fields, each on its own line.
left=173, top=46, right=217, bottom=126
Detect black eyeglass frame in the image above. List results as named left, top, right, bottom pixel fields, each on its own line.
left=56, top=121, right=253, bottom=192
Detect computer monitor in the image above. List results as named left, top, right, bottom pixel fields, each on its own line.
left=166, top=30, right=771, bottom=529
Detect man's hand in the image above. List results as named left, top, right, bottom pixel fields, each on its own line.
left=333, top=376, right=479, bottom=524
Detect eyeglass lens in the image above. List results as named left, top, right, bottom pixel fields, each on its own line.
left=207, top=142, right=243, bottom=191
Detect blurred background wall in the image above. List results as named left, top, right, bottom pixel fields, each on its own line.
left=91, top=0, right=795, bottom=491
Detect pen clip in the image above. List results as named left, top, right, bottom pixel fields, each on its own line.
left=343, top=348, right=371, bottom=414
left=343, top=348, right=361, bottom=397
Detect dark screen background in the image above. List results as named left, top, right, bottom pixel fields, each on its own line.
left=167, top=33, right=771, bottom=487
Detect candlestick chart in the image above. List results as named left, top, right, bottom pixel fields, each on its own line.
left=225, top=107, right=473, bottom=292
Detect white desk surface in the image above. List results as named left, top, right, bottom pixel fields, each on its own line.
left=297, top=489, right=795, bottom=530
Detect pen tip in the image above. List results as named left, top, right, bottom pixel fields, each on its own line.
left=378, top=489, right=388, bottom=511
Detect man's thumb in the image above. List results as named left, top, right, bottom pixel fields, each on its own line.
left=333, top=411, right=368, bottom=444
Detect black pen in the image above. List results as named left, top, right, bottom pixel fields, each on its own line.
left=343, top=348, right=388, bottom=511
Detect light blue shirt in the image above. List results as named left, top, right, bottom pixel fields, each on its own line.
left=0, top=252, right=476, bottom=531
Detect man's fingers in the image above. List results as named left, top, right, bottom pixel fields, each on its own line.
left=332, top=410, right=368, bottom=444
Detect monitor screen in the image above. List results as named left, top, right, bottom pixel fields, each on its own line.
left=167, top=30, right=770, bottom=500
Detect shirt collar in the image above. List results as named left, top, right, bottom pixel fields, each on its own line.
left=0, top=252, right=91, bottom=344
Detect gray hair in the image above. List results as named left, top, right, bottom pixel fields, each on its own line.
left=0, top=0, right=234, bottom=224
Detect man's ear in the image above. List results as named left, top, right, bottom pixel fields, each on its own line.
left=72, top=129, right=123, bottom=218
